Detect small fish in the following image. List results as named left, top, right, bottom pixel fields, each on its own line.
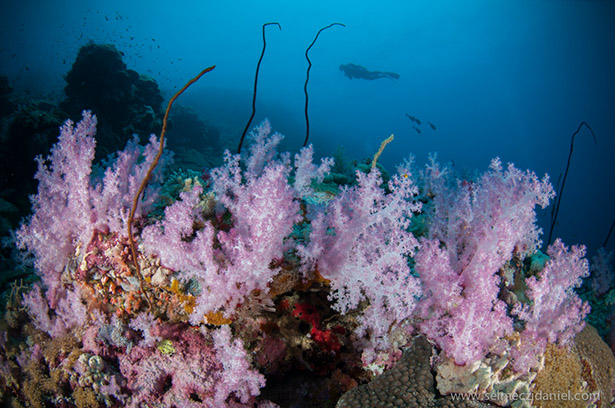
left=157, top=339, right=176, bottom=356
left=405, top=113, right=421, bottom=125
left=428, top=121, right=436, bottom=131
left=413, top=126, right=421, bottom=134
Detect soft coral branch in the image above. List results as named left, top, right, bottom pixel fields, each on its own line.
left=17, top=111, right=163, bottom=311
left=299, top=167, right=421, bottom=354
left=511, top=238, right=590, bottom=372
left=143, top=120, right=334, bottom=323
left=16, top=111, right=97, bottom=304
left=415, top=157, right=555, bottom=365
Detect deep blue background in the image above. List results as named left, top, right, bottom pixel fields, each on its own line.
left=1, top=0, right=613, bottom=255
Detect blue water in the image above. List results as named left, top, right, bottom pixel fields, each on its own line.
left=1, top=0, right=613, bottom=255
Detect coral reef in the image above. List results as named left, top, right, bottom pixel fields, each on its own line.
left=527, top=324, right=615, bottom=408
left=337, top=335, right=493, bottom=407
left=572, top=325, right=615, bottom=407
left=1, top=108, right=613, bottom=407
left=0, top=43, right=199, bottom=275
left=337, top=326, right=615, bottom=408
left=61, top=43, right=165, bottom=161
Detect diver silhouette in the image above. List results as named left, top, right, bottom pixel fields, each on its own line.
left=339, top=63, right=400, bottom=80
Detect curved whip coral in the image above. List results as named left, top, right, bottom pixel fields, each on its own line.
left=548, top=121, right=596, bottom=245
left=303, top=22, right=345, bottom=147
left=238, top=22, right=281, bottom=154
left=127, top=65, right=216, bottom=311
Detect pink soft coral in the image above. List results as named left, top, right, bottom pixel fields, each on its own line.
left=118, top=325, right=264, bottom=407
left=299, top=166, right=422, bottom=355
left=511, top=239, right=590, bottom=372
left=142, top=120, right=331, bottom=323
left=21, top=284, right=87, bottom=337
left=17, top=111, right=163, bottom=312
left=16, top=111, right=97, bottom=305
left=415, top=157, right=555, bottom=365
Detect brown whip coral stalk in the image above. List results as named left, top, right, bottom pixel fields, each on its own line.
left=547, top=121, right=596, bottom=245
left=303, top=22, right=345, bottom=147
left=238, top=22, right=281, bottom=154
left=127, top=65, right=216, bottom=311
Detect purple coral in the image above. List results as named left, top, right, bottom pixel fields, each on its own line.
left=11, top=106, right=598, bottom=408
left=16, top=111, right=98, bottom=305
left=511, top=238, right=590, bottom=372
left=214, top=159, right=300, bottom=303
left=415, top=157, right=555, bottom=365
left=17, top=111, right=163, bottom=308
left=142, top=120, right=331, bottom=324
left=212, top=326, right=266, bottom=405
left=299, top=167, right=422, bottom=355
left=118, top=325, right=264, bottom=407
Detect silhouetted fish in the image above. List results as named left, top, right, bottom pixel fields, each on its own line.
left=406, top=113, right=421, bottom=125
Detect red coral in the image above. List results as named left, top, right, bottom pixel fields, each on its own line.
left=292, top=302, right=342, bottom=353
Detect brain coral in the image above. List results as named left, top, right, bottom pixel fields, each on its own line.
left=336, top=335, right=495, bottom=408
left=336, top=326, right=615, bottom=408
left=531, top=324, right=615, bottom=408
